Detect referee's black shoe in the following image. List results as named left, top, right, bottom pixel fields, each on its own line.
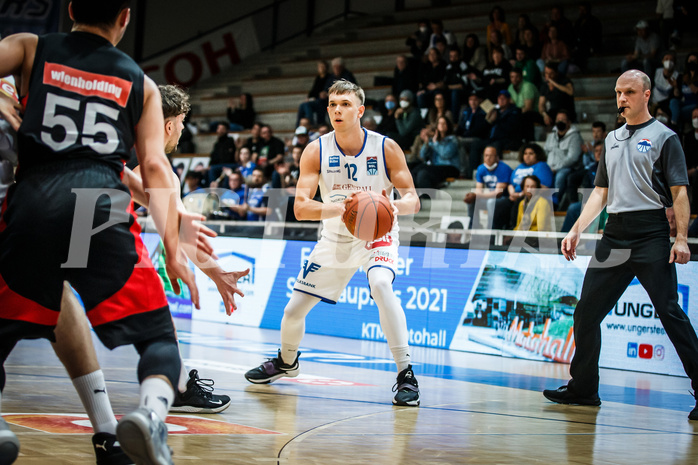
left=689, top=393, right=698, bottom=421
left=543, top=385, right=601, bottom=406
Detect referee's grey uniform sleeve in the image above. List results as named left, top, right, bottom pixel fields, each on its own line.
left=661, top=134, right=689, bottom=186
left=594, top=149, right=609, bottom=188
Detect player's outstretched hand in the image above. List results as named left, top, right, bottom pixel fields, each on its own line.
left=0, top=94, right=21, bottom=131
left=179, top=211, right=218, bottom=264
left=561, top=230, right=579, bottom=261
left=165, top=250, right=200, bottom=309
left=212, top=268, right=250, bottom=315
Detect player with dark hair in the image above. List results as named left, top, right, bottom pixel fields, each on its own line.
left=0, top=1, right=200, bottom=463
left=244, top=80, right=422, bottom=406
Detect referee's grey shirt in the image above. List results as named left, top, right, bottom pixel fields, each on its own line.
left=596, top=118, right=688, bottom=214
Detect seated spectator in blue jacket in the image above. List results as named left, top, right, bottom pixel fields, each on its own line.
left=484, top=90, right=523, bottom=155
left=492, top=142, right=553, bottom=229
left=464, top=145, right=512, bottom=228
left=457, top=91, right=491, bottom=178
left=244, top=167, right=271, bottom=221
left=413, top=116, right=461, bottom=189
left=219, top=170, right=248, bottom=220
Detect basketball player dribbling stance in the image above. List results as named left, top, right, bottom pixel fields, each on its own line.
left=245, top=80, right=422, bottom=406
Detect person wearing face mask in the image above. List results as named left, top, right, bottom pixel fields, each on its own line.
left=377, top=93, right=399, bottom=137
left=681, top=106, right=698, bottom=214
left=406, top=19, right=431, bottom=60
left=464, top=145, right=512, bottom=228
left=651, top=51, right=679, bottom=115
left=388, top=89, right=423, bottom=150
left=670, top=52, right=698, bottom=127
left=543, top=109, right=583, bottom=209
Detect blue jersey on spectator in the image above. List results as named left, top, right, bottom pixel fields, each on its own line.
left=221, top=186, right=247, bottom=220
left=476, top=162, right=512, bottom=190
left=510, top=161, right=553, bottom=192
left=246, top=184, right=269, bottom=221
left=240, top=161, right=256, bottom=178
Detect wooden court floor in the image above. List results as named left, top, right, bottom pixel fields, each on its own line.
left=3, top=318, right=698, bottom=464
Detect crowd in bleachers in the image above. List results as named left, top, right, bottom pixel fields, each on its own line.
left=173, top=2, right=698, bottom=236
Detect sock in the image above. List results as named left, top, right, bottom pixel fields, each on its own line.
left=139, top=377, right=174, bottom=422
left=280, top=343, right=299, bottom=366
left=72, top=370, right=118, bottom=435
left=178, top=361, right=189, bottom=394
left=390, top=346, right=411, bottom=373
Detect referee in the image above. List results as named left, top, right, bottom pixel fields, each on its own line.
left=543, top=70, right=698, bottom=420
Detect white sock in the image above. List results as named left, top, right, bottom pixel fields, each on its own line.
left=139, top=377, right=174, bottom=422
left=178, top=361, right=189, bottom=394
left=390, top=346, right=411, bottom=373
left=279, top=292, right=319, bottom=365
left=72, top=370, right=118, bottom=434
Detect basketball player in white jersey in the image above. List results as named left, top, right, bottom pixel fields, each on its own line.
left=245, top=80, right=422, bottom=406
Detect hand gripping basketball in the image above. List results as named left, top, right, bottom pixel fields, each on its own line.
left=342, top=190, right=394, bottom=241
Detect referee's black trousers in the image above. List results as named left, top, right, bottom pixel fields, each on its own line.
left=568, top=209, right=698, bottom=396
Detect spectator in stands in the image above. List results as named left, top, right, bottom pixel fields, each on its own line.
left=462, top=33, right=488, bottom=71
left=538, top=25, right=570, bottom=75
left=291, top=125, right=311, bottom=150
left=513, top=14, right=538, bottom=53
left=243, top=122, right=263, bottom=158
left=508, top=67, right=540, bottom=141
left=656, top=0, right=676, bottom=50
left=288, top=144, right=303, bottom=185
left=414, top=116, right=461, bottom=189
left=670, top=52, right=698, bottom=128
left=487, top=6, right=512, bottom=46
left=563, top=138, right=604, bottom=210
left=682, top=107, right=698, bottom=213
left=543, top=5, right=575, bottom=51
left=219, top=171, right=248, bottom=220
left=539, top=62, right=576, bottom=127
left=227, top=93, right=255, bottom=131
left=456, top=91, right=491, bottom=178
left=238, top=147, right=256, bottom=179
left=244, top=167, right=270, bottom=221
left=464, top=145, right=512, bottom=228
left=388, top=89, right=423, bottom=150
left=209, top=123, right=238, bottom=184
left=296, top=60, right=330, bottom=126
left=377, top=94, right=399, bottom=136
left=362, top=116, right=378, bottom=132
left=424, top=91, right=454, bottom=126
left=572, top=2, right=602, bottom=72
left=182, top=170, right=205, bottom=197
left=513, top=175, right=554, bottom=232
left=520, top=27, right=542, bottom=63
left=621, top=20, right=661, bottom=77
left=428, top=19, right=457, bottom=51
left=652, top=51, right=680, bottom=116
left=487, top=29, right=512, bottom=63
left=492, top=142, right=553, bottom=230
left=444, top=47, right=480, bottom=118
left=417, top=47, right=447, bottom=108
left=177, top=113, right=196, bottom=154
left=258, top=124, right=285, bottom=167
left=544, top=109, right=582, bottom=209
left=393, top=55, right=420, bottom=97
left=329, top=57, right=357, bottom=88
left=514, top=45, right=541, bottom=88
left=485, top=90, right=522, bottom=155
left=482, top=46, right=512, bottom=102
left=406, top=19, right=431, bottom=60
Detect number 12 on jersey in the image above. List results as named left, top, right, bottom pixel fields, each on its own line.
left=344, top=163, right=358, bottom=181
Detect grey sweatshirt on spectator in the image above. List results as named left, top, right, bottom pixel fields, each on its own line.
left=544, top=125, right=583, bottom=172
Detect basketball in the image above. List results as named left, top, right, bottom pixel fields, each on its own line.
left=342, top=191, right=394, bottom=241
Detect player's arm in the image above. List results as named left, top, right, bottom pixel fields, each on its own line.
left=136, top=77, right=200, bottom=306
left=0, top=33, right=37, bottom=130
left=669, top=185, right=691, bottom=264
left=294, top=140, right=344, bottom=220
left=384, top=138, right=420, bottom=214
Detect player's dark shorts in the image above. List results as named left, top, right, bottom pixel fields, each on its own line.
left=0, top=159, right=174, bottom=349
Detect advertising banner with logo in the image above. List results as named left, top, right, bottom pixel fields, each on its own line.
left=140, top=18, right=260, bottom=87
left=145, top=234, right=698, bottom=378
